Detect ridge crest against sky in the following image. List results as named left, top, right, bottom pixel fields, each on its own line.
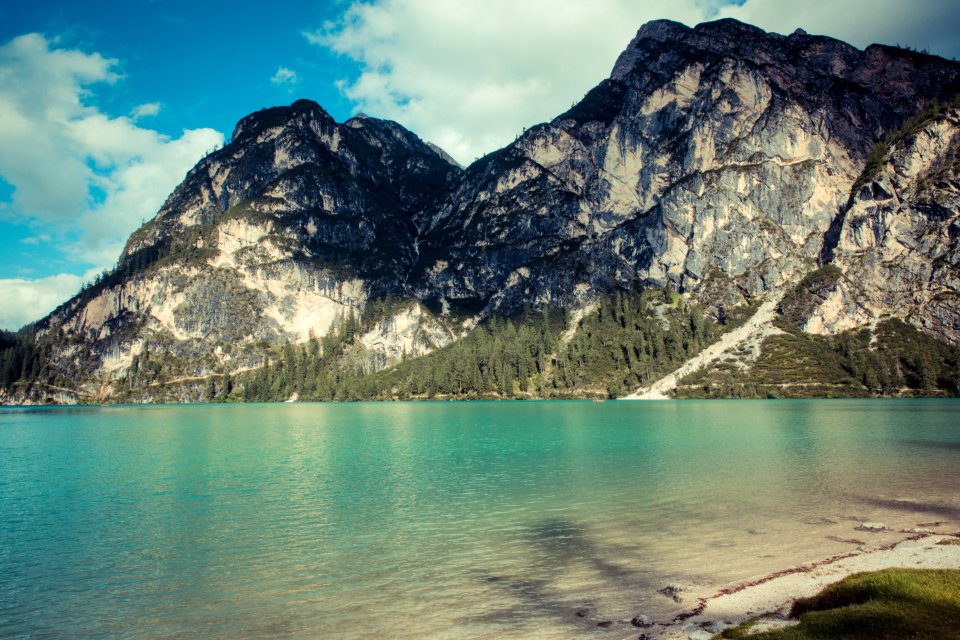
left=1, top=0, right=959, bottom=330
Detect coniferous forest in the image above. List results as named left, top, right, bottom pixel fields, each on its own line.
left=3, top=286, right=959, bottom=403
left=242, top=289, right=718, bottom=401
left=0, top=329, right=47, bottom=394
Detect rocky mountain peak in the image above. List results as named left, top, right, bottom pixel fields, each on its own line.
left=7, top=18, right=960, bottom=406
left=414, top=18, right=960, bottom=320
left=612, top=18, right=781, bottom=79
left=230, top=98, right=335, bottom=143
left=610, top=19, right=689, bottom=80
left=614, top=18, right=861, bottom=81
left=693, top=16, right=768, bottom=39
left=425, top=142, right=462, bottom=168
left=632, top=17, right=688, bottom=40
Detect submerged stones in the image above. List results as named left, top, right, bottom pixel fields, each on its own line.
left=630, top=614, right=652, bottom=627
left=707, top=540, right=737, bottom=548
left=659, top=585, right=685, bottom=603
left=826, top=535, right=866, bottom=545
left=855, top=522, right=890, bottom=532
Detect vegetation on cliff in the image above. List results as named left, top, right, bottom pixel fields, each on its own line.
left=850, top=94, right=960, bottom=196
left=239, top=289, right=721, bottom=401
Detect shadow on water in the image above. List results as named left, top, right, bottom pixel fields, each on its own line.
left=900, top=439, right=960, bottom=452
left=0, top=406, right=101, bottom=417
left=856, top=496, right=960, bottom=521
left=524, top=519, right=639, bottom=583
left=462, top=518, right=695, bottom=632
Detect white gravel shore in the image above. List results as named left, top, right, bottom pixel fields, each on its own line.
left=641, top=533, right=960, bottom=639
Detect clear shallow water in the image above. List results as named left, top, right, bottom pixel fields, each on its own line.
left=1, top=400, right=959, bottom=639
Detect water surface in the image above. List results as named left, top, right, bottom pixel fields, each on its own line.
left=1, top=400, right=958, bottom=638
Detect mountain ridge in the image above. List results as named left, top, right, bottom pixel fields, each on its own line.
left=3, top=17, right=960, bottom=404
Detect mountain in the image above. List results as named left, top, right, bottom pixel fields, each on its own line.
left=414, top=19, right=959, bottom=312
left=3, top=18, right=960, bottom=404
left=818, top=101, right=960, bottom=343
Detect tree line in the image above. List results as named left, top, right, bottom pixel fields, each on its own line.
left=0, top=329, right=48, bottom=394
left=240, top=288, right=721, bottom=401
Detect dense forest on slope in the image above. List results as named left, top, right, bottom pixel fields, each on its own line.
left=5, top=287, right=960, bottom=404
left=674, top=267, right=960, bottom=401
left=236, top=289, right=721, bottom=401
left=7, top=279, right=958, bottom=404
left=676, top=318, right=960, bottom=398
left=0, top=328, right=50, bottom=396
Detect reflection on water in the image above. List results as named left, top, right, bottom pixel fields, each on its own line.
left=1, top=399, right=959, bottom=639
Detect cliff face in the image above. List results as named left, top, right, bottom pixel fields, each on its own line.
left=811, top=107, right=960, bottom=343
left=30, top=101, right=461, bottom=401
left=414, top=19, right=959, bottom=315
left=11, top=18, right=960, bottom=403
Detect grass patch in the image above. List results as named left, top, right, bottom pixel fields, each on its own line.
left=721, top=568, right=960, bottom=639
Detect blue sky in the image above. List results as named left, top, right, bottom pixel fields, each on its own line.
left=1, top=0, right=958, bottom=329
left=2, top=0, right=357, bottom=141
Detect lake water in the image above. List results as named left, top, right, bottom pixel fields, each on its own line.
left=1, top=400, right=959, bottom=639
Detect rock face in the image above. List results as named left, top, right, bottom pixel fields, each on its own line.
left=815, top=108, right=960, bottom=343
left=355, top=303, right=456, bottom=373
left=414, top=19, right=959, bottom=315
left=32, top=100, right=461, bottom=400
left=16, top=19, right=960, bottom=402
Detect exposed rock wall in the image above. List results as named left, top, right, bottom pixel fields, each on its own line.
left=18, top=19, right=960, bottom=402
left=815, top=109, right=960, bottom=343
left=414, top=19, right=959, bottom=316
left=356, top=304, right=456, bottom=373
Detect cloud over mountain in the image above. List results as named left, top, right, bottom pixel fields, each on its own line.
left=311, top=0, right=960, bottom=164
left=0, top=33, right=223, bottom=328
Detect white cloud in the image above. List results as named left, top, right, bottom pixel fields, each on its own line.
left=271, top=66, right=299, bottom=86
left=0, top=33, right=224, bottom=321
left=20, top=234, right=50, bottom=246
left=309, top=0, right=715, bottom=164
left=130, top=102, right=162, bottom=119
left=0, top=273, right=84, bottom=330
left=719, top=0, right=960, bottom=59
left=311, top=0, right=959, bottom=164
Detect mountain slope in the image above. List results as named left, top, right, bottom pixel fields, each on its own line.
left=3, top=18, right=960, bottom=404
left=16, top=101, right=461, bottom=402
left=413, top=19, right=960, bottom=316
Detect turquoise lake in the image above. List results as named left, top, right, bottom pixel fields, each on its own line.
left=1, top=400, right=959, bottom=639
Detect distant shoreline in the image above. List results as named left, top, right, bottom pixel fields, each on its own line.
left=4, top=395, right=960, bottom=409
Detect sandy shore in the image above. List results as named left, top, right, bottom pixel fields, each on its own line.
left=636, top=532, right=960, bottom=639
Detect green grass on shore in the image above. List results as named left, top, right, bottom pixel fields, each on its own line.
left=721, top=568, right=960, bottom=639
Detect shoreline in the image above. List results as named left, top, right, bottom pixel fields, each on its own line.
left=4, top=395, right=959, bottom=409
left=644, top=532, right=960, bottom=639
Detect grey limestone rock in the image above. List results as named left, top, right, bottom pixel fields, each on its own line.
left=20, top=18, right=960, bottom=401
